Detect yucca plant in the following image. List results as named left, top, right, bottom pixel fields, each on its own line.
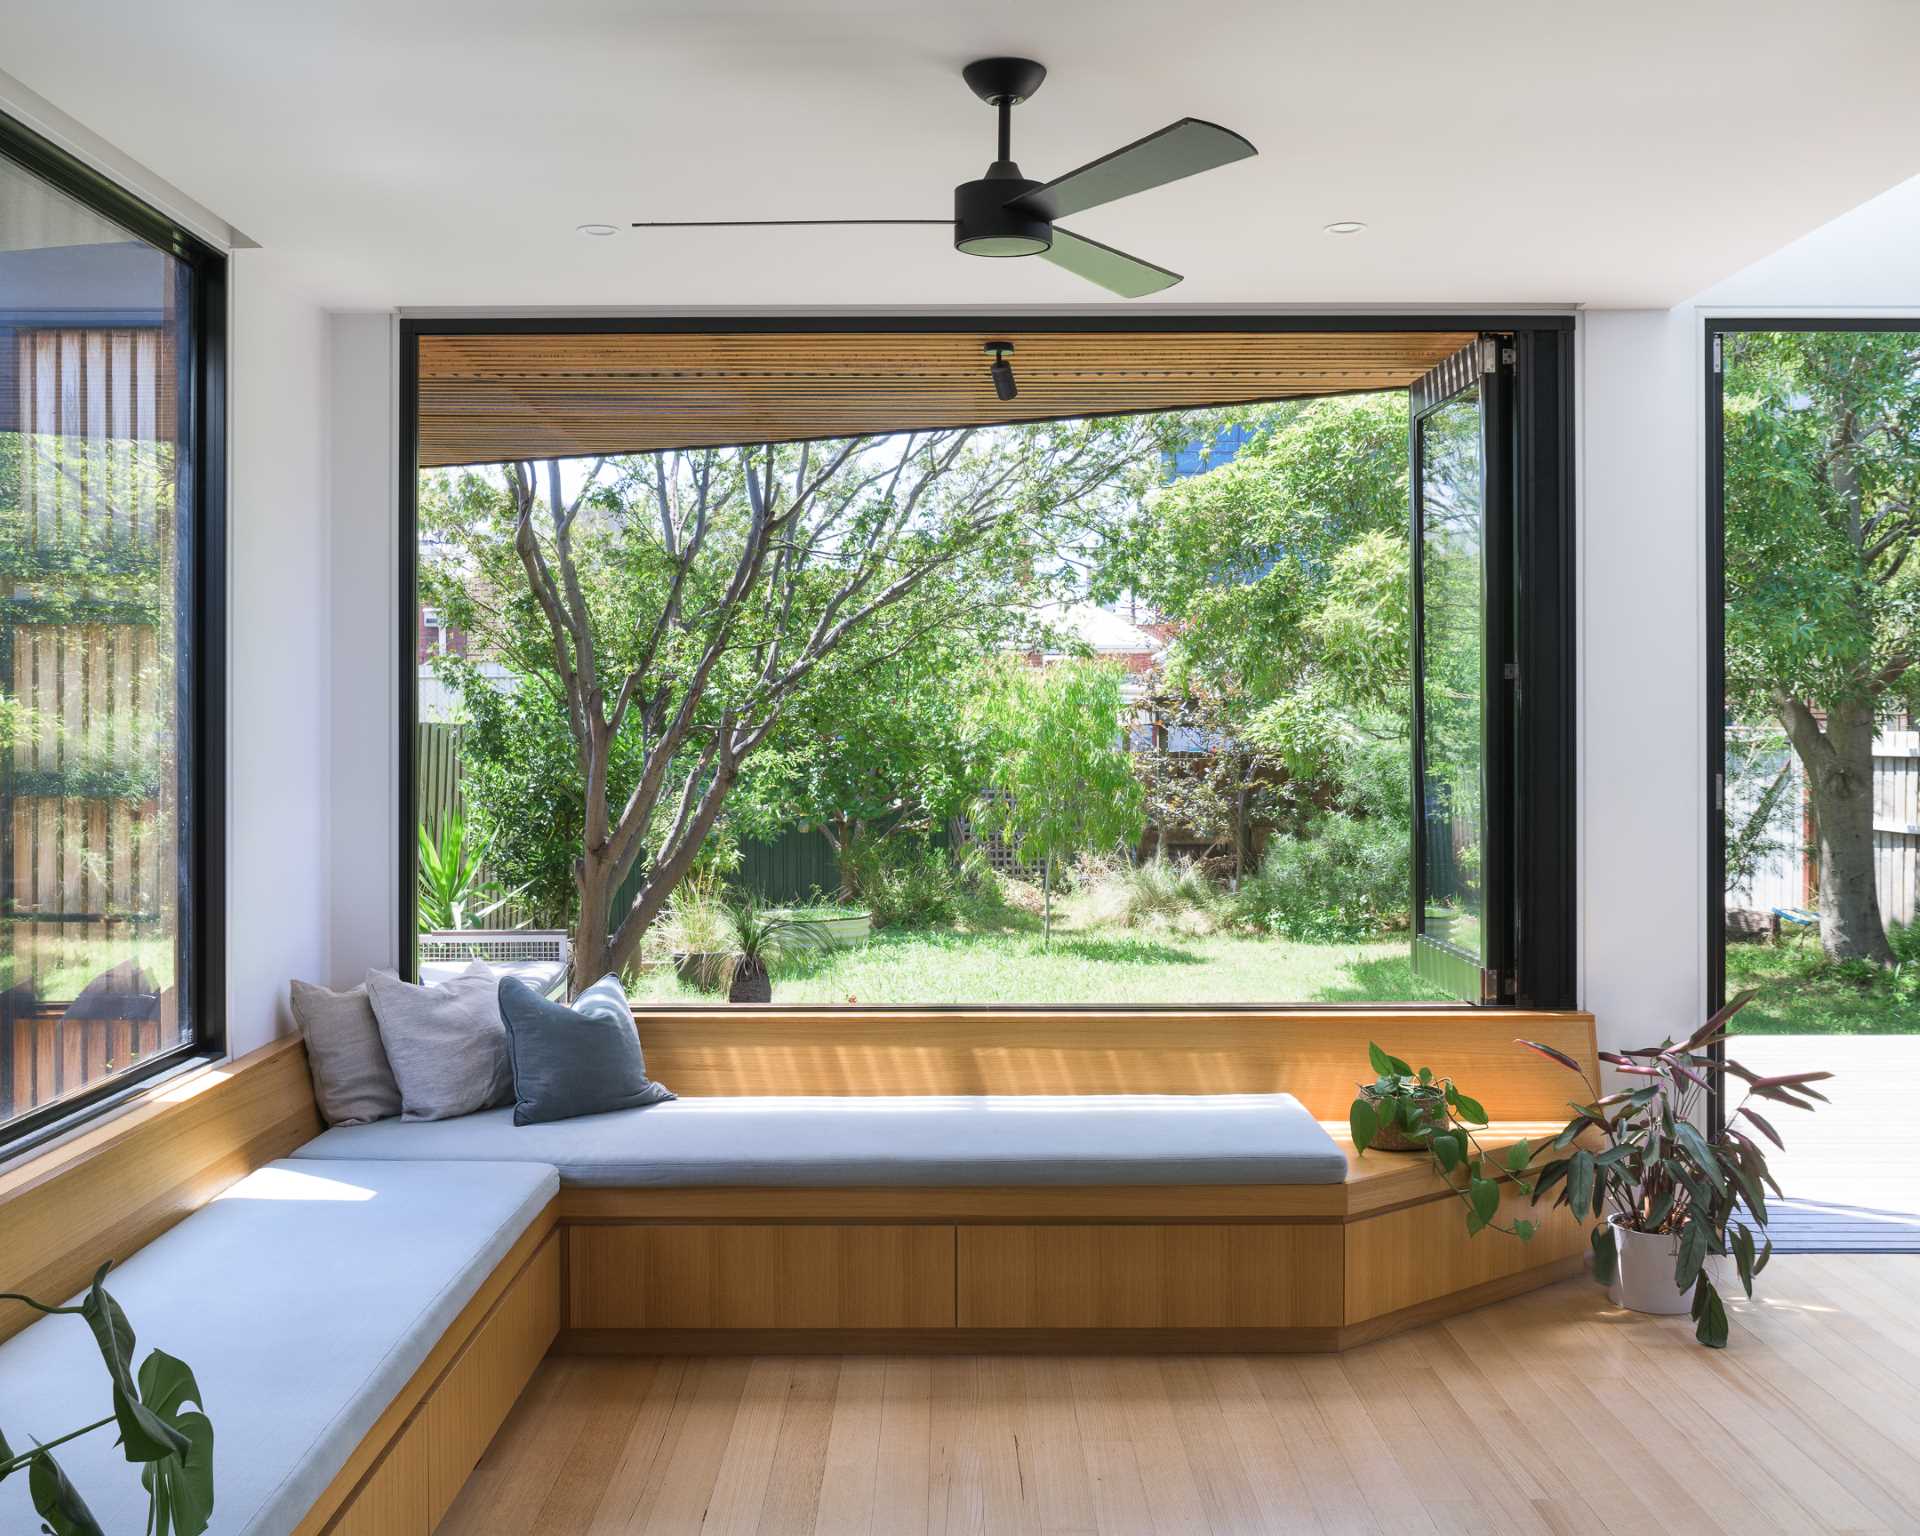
left=416, top=809, right=521, bottom=932
left=721, top=891, right=836, bottom=1003
left=1519, top=990, right=1830, bottom=1348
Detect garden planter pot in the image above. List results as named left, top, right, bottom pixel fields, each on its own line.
left=1607, top=1216, right=1731, bottom=1315
left=771, top=909, right=871, bottom=943
left=673, top=952, right=733, bottom=992
left=1355, top=1086, right=1437, bottom=1152
left=728, top=960, right=772, bottom=1004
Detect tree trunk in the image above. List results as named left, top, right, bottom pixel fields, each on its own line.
left=1043, top=851, right=1053, bottom=947
left=1784, top=697, right=1894, bottom=964
left=571, top=848, right=616, bottom=995
left=828, top=816, right=860, bottom=902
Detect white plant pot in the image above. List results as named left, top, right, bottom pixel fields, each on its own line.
left=1606, top=1216, right=1729, bottom=1315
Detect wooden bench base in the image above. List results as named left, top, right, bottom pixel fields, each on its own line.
left=296, top=1205, right=562, bottom=1536
left=555, top=1136, right=1591, bottom=1357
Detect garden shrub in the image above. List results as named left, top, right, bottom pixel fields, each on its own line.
left=1081, top=852, right=1223, bottom=931
left=1231, top=811, right=1409, bottom=942
left=841, top=837, right=961, bottom=930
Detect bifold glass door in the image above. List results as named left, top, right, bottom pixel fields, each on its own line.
left=1411, top=338, right=1512, bottom=1002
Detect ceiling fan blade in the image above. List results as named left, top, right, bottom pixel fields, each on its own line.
left=631, top=219, right=951, bottom=228
left=1004, top=119, right=1256, bottom=222
left=1040, top=227, right=1181, bottom=298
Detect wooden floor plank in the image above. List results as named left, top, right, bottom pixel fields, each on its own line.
left=873, top=1358, right=934, bottom=1536
left=586, top=1358, right=689, bottom=1535
left=633, top=1357, right=752, bottom=1535
left=435, top=1258, right=1920, bottom=1536
left=812, top=1357, right=884, bottom=1536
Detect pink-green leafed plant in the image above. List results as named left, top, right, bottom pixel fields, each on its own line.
left=1519, top=991, right=1831, bottom=1348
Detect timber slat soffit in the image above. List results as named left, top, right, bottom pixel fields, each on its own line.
left=415, top=330, right=1476, bottom=466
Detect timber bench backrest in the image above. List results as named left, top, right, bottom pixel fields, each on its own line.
left=634, top=1007, right=1600, bottom=1119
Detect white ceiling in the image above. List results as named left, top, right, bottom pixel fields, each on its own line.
left=7, top=0, right=1920, bottom=311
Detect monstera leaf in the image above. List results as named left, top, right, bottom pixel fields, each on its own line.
left=75, top=1266, right=190, bottom=1465
left=27, top=1450, right=107, bottom=1536
left=135, top=1351, right=215, bottom=1536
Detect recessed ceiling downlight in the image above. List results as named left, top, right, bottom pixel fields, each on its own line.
left=1323, top=220, right=1367, bottom=235
left=577, top=223, right=618, bottom=237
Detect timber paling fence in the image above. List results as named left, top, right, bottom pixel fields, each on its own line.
left=3, top=323, right=186, bottom=1121
left=1730, top=730, right=1920, bottom=927
left=417, top=724, right=846, bottom=934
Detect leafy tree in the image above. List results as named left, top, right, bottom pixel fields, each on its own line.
left=1095, top=395, right=1414, bottom=895
left=1724, top=330, right=1920, bottom=962
left=1131, top=688, right=1288, bottom=880
left=421, top=417, right=1176, bottom=984
left=1095, top=395, right=1409, bottom=703
left=748, top=629, right=988, bottom=895
left=968, top=657, right=1145, bottom=942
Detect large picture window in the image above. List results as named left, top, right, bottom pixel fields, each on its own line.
left=0, top=116, right=224, bottom=1147
left=401, top=321, right=1572, bottom=1010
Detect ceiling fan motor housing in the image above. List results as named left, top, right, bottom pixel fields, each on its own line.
left=954, top=164, right=1051, bottom=257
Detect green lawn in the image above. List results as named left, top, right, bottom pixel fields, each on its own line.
left=629, top=916, right=1446, bottom=1007
left=1726, top=933, right=1920, bottom=1034
left=1, top=931, right=174, bottom=1002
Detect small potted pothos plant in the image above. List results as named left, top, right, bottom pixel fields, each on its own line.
left=1519, top=990, right=1830, bottom=1348
left=1349, top=1043, right=1542, bottom=1240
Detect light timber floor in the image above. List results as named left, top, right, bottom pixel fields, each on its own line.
left=439, top=1256, right=1920, bottom=1535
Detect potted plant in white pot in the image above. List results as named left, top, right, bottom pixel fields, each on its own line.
left=1519, top=991, right=1830, bottom=1347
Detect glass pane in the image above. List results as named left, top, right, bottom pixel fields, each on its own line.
left=1419, top=387, right=1486, bottom=963
left=416, top=367, right=1446, bottom=1005
left=0, top=151, right=190, bottom=1132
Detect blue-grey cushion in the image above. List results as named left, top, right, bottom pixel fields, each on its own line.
left=497, top=973, right=675, bottom=1126
left=0, top=1158, right=556, bottom=1536
left=292, top=1092, right=1350, bottom=1186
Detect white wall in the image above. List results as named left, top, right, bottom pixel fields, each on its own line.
left=1698, top=173, right=1920, bottom=310
left=327, top=314, right=399, bottom=987
left=1569, top=178, right=1920, bottom=1064
left=1577, top=310, right=1707, bottom=1053
left=225, top=252, right=332, bottom=1053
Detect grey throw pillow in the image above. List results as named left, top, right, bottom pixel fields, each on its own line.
left=290, top=978, right=402, bottom=1126
left=497, top=973, right=675, bottom=1126
left=366, top=961, right=515, bottom=1121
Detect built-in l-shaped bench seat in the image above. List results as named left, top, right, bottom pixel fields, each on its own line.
left=0, top=1009, right=1598, bottom=1535
left=0, top=1159, right=558, bottom=1536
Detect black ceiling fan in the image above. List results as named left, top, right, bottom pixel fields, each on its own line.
left=632, top=58, right=1257, bottom=298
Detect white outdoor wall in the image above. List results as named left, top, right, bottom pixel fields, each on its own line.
left=226, top=251, right=332, bottom=1053
left=326, top=314, right=398, bottom=987
left=1576, top=310, right=1707, bottom=1054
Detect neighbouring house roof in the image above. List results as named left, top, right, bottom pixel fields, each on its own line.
left=1035, top=602, right=1165, bottom=660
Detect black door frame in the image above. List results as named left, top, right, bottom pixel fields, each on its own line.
left=1705, top=316, right=1920, bottom=1099
left=397, top=312, right=1577, bottom=1008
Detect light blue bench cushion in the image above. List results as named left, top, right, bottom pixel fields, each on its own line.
left=291, top=1093, right=1349, bottom=1186
left=0, top=1158, right=556, bottom=1536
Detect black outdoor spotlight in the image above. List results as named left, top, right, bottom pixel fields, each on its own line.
left=985, top=340, right=1017, bottom=401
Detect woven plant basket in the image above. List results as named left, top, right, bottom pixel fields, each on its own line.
left=1358, top=1085, right=1441, bottom=1152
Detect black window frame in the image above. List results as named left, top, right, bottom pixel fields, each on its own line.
left=0, top=111, right=227, bottom=1157
left=397, top=313, right=1575, bottom=1010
